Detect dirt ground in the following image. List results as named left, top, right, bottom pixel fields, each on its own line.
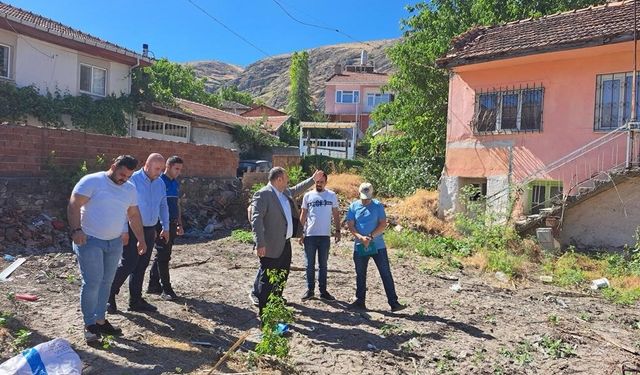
left=1, top=234, right=640, bottom=374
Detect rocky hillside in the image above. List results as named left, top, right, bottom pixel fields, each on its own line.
left=187, top=39, right=396, bottom=110
left=185, top=60, right=244, bottom=91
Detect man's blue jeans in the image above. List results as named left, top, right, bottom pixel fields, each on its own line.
left=304, top=236, right=331, bottom=293
left=353, top=248, right=399, bottom=307
left=73, top=235, right=123, bottom=326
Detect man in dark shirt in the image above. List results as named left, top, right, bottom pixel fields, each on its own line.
left=147, top=156, right=184, bottom=300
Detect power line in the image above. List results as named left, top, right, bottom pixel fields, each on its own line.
left=270, top=0, right=373, bottom=48
left=183, top=0, right=271, bottom=58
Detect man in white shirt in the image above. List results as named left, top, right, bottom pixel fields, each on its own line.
left=67, top=155, right=147, bottom=343
left=299, top=172, right=341, bottom=301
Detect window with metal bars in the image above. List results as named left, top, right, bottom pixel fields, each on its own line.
left=137, top=118, right=189, bottom=140
left=474, top=86, right=544, bottom=133
left=594, top=72, right=640, bottom=131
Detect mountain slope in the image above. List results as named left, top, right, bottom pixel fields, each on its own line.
left=187, top=39, right=396, bottom=110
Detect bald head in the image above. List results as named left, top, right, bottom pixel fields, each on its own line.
left=143, top=153, right=165, bottom=180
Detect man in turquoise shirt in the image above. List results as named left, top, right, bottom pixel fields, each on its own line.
left=346, top=182, right=406, bottom=312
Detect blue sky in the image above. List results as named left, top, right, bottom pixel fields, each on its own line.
left=7, top=0, right=411, bottom=66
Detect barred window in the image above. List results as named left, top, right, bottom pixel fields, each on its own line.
left=474, top=86, right=544, bottom=133
left=595, top=72, right=640, bottom=130
left=137, top=117, right=189, bottom=141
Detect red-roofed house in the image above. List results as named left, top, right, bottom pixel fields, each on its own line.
left=136, top=99, right=258, bottom=149
left=240, top=104, right=288, bottom=117
left=0, top=2, right=151, bottom=98
left=324, top=52, right=392, bottom=135
left=436, top=1, right=640, bottom=248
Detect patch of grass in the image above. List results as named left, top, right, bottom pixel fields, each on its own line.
left=384, top=229, right=468, bottom=259
left=601, top=287, right=640, bottom=305
left=231, top=229, right=254, bottom=244
left=13, top=328, right=31, bottom=349
left=537, top=335, right=577, bottom=359
left=499, top=341, right=533, bottom=366
left=546, top=251, right=587, bottom=287
left=579, top=312, right=593, bottom=322
left=380, top=323, right=403, bottom=337
left=436, top=349, right=455, bottom=374
left=0, top=311, right=11, bottom=326
left=486, top=248, right=526, bottom=277
left=547, top=314, right=559, bottom=325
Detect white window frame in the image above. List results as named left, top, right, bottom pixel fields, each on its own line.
left=594, top=72, right=640, bottom=131
left=336, top=90, right=360, bottom=104
left=79, top=63, right=107, bottom=97
left=366, top=93, right=390, bottom=107
left=136, top=113, right=191, bottom=143
left=474, top=87, right=544, bottom=133
left=0, top=43, right=10, bottom=79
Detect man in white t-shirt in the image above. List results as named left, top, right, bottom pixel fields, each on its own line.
left=299, top=172, right=341, bottom=301
left=67, top=155, right=147, bottom=344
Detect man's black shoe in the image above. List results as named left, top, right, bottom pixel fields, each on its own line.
left=84, top=324, right=101, bottom=343
left=161, top=289, right=178, bottom=301
left=349, top=299, right=366, bottom=310
left=301, top=290, right=314, bottom=301
left=96, top=320, right=123, bottom=336
left=390, top=303, right=408, bottom=312
left=319, top=291, right=336, bottom=301
left=146, top=284, right=162, bottom=295
left=128, top=298, right=158, bottom=312
left=107, top=297, right=117, bottom=314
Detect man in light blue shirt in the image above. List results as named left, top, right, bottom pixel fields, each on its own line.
left=109, top=153, right=170, bottom=313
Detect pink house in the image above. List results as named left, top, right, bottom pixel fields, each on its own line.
left=437, top=1, right=640, bottom=248
left=324, top=53, right=392, bottom=136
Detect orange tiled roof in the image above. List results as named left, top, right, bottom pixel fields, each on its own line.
left=177, top=99, right=255, bottom=127
left=0, top=1, right=149, bottom=63
left=245, top=115, right=291, bottom=132
left=437, top=1, right=637, bottom=68
left=326, top=71, right=389, bottom=85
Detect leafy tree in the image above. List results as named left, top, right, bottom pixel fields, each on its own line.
left=286, top=51, right=314, bottom=122
left=131, top=58, right=220, bottom=108
left=371, top=0, right=605, bottom=196
left=217, top=85, right=254, bottom=106
left=232, top=123, right=285, bottom=159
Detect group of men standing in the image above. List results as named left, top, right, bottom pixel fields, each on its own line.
left=249, top=167, right=406, bottom=322
left=68, top=154, right=184, bottom=343
left=68, top=155, right=404, bottom=343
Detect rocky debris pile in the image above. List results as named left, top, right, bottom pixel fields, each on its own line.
left=180, top=178, right=245, bottom=239
left=0, top=209, right=70, bottom=255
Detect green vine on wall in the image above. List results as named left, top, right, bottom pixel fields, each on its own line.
left=0, top=81, right=135, bottom=136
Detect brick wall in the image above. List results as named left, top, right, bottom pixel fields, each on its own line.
left=0, top=123, right=238, bottom=177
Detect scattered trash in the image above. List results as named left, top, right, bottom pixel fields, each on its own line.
left=0, top=257, right=26, bottom=281
left=15, top=293, right=38, bottom=302
left=394, top=225, right=404, bottom=232
left=495, top=271, right=508, bottom=282
left=539, top=275, right=553, bottom=283
left=0, top=338, right=82, bottom=374
left=3, top=254, right=15, bottom=262
left=450, top=282, right=461, bottom=292
left=191, top=341, right=213, bottom=347
left=367, top=343, right=378, bottom=351
left=51, top=220, right=66, bottom=231
left=436, top=274, right=459, bottom=281
left=591, top=278, right=610, bottom=290
left=276, top=323, right=290, bottom=336
left=309, top=326, right=316, bottom=332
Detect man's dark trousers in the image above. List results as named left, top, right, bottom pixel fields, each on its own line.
left=149, top=220, right=178, bottom=292
left=110, top=225, right=156, bottom=305
left=256, top=240, right=292, bottom=314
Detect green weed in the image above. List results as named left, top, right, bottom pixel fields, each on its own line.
left=13, top=329, right=31, bottom=349
left=231, top=229, right=254, bottom=244
left=602, top=288, right=640, bottom=305
left=537, top=335, right=577, bottom=359
left=255, top=270, right=294, bottom=358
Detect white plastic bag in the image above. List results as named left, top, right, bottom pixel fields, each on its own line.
left=0, top=338, right=82, bottom=375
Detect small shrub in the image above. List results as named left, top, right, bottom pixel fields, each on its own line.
left=255, top=270, right=294, bottom=358
left=286, top=165, right=307, bottom=185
